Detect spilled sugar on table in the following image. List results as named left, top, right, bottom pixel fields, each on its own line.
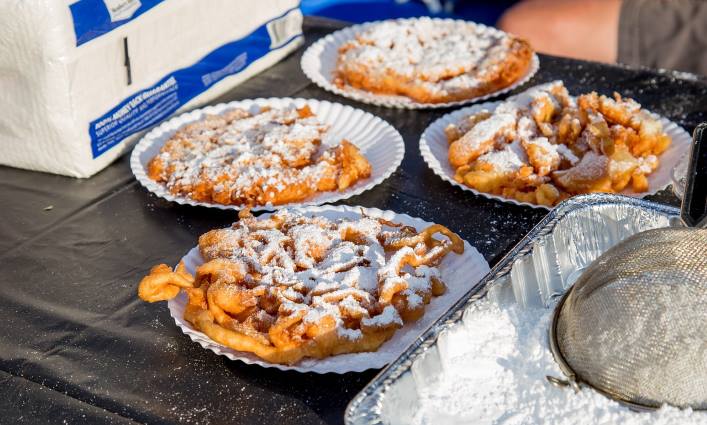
left=0, top=16, right=705, bottom=425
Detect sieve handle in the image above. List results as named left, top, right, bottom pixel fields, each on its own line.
left=681, top=123, right=707, bottom=228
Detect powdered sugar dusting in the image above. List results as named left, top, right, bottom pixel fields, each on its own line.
left=336, top=18, right=530, bottom=100
left=361, top=305, right=403, bottom=328
left=412, top=298, right=707, bottom=424
left=147, top=105, right=368, bottom=207
left=477, top=140, right=528, bottom=173
left=441, top=80, right=679, bottom=207
left=200, top=209, right=454, bottom=344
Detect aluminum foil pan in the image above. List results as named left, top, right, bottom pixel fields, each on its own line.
left=345, top=193, right=679, bottom=425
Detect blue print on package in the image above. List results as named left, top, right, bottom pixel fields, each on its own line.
left=87, top=8, right=302, bottom=158
left=70, top=0, right=164, bottom=46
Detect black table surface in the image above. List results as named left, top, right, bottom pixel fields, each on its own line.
left=1, top=16, right=705, bottom=425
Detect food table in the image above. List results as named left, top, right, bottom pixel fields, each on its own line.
left=1, top=17, right=706, bottom=425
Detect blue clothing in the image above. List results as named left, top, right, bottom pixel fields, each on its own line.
left=301, top=0, right=516, bottom=26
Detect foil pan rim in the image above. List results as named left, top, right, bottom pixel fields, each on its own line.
left=344, top=193, right=679, bottom=425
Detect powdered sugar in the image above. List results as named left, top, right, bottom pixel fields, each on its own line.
left=477, top=140, right=528, bottom=173
left=339, top=19, right=498, bottom=91
left=556, top=144, right=579, bottom=165
left=203, top=209, right=452, bottom=342
left=557, top=151, right=609, bottom=182
left=336, top=18, right=529, bottom=100
left=440, top=80, right=680, bottom=207
left=412, top=298, right=707, bottom=425
left=467, top=111, right=517, bottom=146
left=638, top=155, right=659, bottom=173
left=148, top=105, right=365, bottom=206
left=361, top=305, right=403, bottom=328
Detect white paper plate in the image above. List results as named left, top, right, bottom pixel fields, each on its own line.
left=671, top=152, right=690, bottom=199
left=166, top=204, right=490, bottom=373
left=300, top=17, right=539, bottom=109
left=420, top=91, right=693, bottom=210
left=130, top=98, right=404, bottom=211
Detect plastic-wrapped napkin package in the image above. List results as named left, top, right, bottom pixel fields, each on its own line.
left=0, top=0, right=303, bottom=177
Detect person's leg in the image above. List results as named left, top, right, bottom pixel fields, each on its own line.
left=618, top=0, right=707, bottom=75
left=498, top=0, right=622, bottom=63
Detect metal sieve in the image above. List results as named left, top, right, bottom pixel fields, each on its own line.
left=548, top=123, right=707, bottom=411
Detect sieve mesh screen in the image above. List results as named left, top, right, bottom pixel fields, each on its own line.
left=552, top=227, right=707, bottom=410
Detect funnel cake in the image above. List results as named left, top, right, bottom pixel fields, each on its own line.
left=146, top=105, right=371, bottom=207
left=138, top=209, right=464, bottom=365
left=446, top=81, right=673, bottom=207
left=334, top=19, right=534, bottom=104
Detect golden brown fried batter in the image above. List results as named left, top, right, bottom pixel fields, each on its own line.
left=147, top=106, right=371, bottom=207
left=446, top=81, right=672, bottom=206
left=334, top=20, right=534, bottom=104
left=138, top=209, right=464, bottom=365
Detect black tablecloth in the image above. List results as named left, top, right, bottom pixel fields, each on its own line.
left=1, top=17, right=706, bottom=425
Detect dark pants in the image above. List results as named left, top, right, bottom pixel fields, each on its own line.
left=619, top=0, right=707, bottom=75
